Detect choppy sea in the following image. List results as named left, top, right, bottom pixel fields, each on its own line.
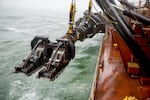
left=0, top=8, right=103, bottom=100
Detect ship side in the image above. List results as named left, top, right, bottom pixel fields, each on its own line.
left=89, top=1, right=150, bottom=99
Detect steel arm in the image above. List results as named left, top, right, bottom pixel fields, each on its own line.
left=14, top=11, right=105, bottom=80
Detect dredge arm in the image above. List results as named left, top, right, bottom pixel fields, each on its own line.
left=14, top=5, right=105, bottom=80
left=14, top=0, right=150, bottom=80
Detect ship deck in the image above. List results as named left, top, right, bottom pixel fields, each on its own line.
left=93, top=32, right=150, bottom=100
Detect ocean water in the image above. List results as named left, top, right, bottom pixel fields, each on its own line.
left=0, top=8, right=103, bottom=100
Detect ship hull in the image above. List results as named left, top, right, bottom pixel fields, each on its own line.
left=89, top=26, right=150, bottom=100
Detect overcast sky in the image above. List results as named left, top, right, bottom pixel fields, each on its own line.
left=0, top=0, right=97, bottom=12
left=0, top=0, right=144, bottom=13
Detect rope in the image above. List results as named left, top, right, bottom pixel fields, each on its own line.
left=88, top=0, right=93, bottom=17
left=67, top=0, right=76, bottom=34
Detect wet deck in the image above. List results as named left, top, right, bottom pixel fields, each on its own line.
left=93, top=33, right=150, bottom=100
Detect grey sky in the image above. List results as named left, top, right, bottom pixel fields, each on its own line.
left=0, top=0, right=93, bottom=12
left=0, top=0, right=145, bottom=13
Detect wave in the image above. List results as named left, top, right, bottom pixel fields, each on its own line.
left=0, top=27, right=33, bottom=37
left=0, top=27, right=25, bottom=33
left=5, top=27, right=24, bottom=33
left=0, top=16, right=24, bottom=20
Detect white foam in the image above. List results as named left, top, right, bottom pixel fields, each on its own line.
left=18, top=92, right=38, bottom=100
left=6, top=27, right=23, bottom=32
left=9, top=80, right=24, bottom=98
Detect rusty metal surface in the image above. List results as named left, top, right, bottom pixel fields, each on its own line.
left=94, top=29, right=150, bottom=100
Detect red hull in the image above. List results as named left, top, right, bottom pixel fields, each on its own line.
left=89, top=25, right=150, bottom=100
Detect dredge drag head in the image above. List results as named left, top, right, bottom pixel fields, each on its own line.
left=14, top=36, right=49, bottom=76
left=14, top=36, right=75, bottom=81
left=37, top=38, right=75, bottom=80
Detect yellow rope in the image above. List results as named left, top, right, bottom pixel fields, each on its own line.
left=88, top=0, right=92, bottom=16
left=67, top=0, right=76, bottom=34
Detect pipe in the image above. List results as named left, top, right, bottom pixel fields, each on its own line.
left=123, top=9, right=150, bottom=25
left=96, top=0, right=150, bottom=76
left=119, top=0, right=138, bottom=9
